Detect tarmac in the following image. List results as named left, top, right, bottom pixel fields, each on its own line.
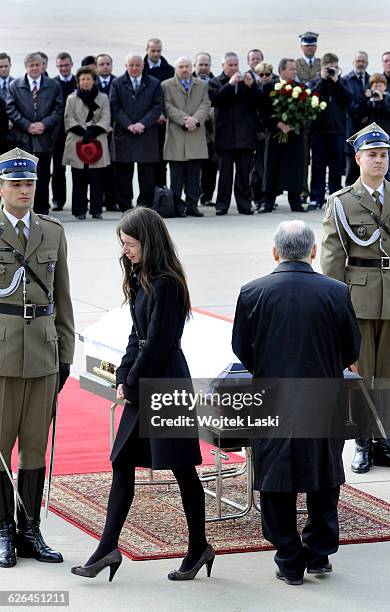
left=3, top=195, right=390, bottom=612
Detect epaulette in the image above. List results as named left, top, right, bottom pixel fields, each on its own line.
left=331, top=185, right=353, bottom=199
left=37, top=214, right=62, bottom=226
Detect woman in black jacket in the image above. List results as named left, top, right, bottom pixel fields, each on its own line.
left=71, top=207, right=214, bottom=582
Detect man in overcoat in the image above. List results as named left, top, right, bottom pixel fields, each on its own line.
left=110, top=54, right=162, bottom=211
left=233, top=220, right=360, bottom=585
left=6, top=53, right=63, bottom=214
left=322, top=122, right=390, bottom=473
left=0, top=147, right=74, bottom=568
left=162, top=57, right=211, bottom=217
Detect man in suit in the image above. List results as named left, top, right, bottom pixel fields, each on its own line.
left=162, top=56, right=210, bottom=217
left=0, top=147, right=74, bottom=568
left=96, top=54, right=117, bottom=211
left=209, top=52, right=260, bottom=215
left=6, top=53, right=63, bottom=215
left=51, top=52, right=77, bottom=211
left=247, top=49, right=264, bottom=83
left=0, top=53, right=14, bottom=101
left=193, top=53, right=218, bottom=206
left=344, top=51, right=371, bottom=186
left=143, top=38, right=174, bottom=188
left=110, top=53, right=162, bottom=211
left=322, top=122, right=390, bottom=473
left=233, top=220, right=360, bottom=585
left=0, top=53, right=14, bottom=153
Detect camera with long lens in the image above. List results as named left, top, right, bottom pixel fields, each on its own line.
left=326, top=67, right=336, bottom=78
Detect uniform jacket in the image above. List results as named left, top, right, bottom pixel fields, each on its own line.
left=112, top=274, right=202, bottom=469
left=110, top=72, right=162, bottom=163
left=232, top=261, right=361, bottom=492
left=162, top=76, right=210, bottom=161
left=321, top=178, right=390, bottom=319
left=208, top=72, right=261, bottom=150
left=6, top=75, right=63, bottom=153
left=63, top=91, right=111, bottom=169
left=0, top=209, right=75, bottom=378
left=295, top=57, right=321, bottom=85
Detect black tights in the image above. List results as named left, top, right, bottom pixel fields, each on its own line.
left=86, top=462, right=207, bottom=572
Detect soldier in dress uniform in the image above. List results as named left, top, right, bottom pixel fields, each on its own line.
left=321, top=122, right=390, bottom=473
left=296, top=32, right=321, bottom=86
left=0, top=147, right=74, bottom=568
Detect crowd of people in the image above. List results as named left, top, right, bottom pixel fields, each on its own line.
left=2, top=33, right=390, bottom=219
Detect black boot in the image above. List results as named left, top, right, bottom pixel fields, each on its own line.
left=16, top=468, right=63, bottom=563
left=0, top=472, right=16, bottom=568
left=372, top=439, right=390, bottom=467
left=351, top=438, right=372, bottom=473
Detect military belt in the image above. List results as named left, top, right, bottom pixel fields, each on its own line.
left=348, top=257, right=390, bottom=269
left=0, top=303, right=54, bottom=319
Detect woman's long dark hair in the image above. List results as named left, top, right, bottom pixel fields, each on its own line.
left=117, top=208, right=191, bottom=320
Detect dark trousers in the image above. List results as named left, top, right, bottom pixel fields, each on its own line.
left=200, top=145, right=218, bottom=203
left=103, top=133, right=117, bottom=209
left=33, top=152, right=52, bottom=214
left=250, top=140, right=265, bottom=204
left=216, top=149, right=252, bottom=212
left=260, top=487, right=340, bottom=579
left=71, top=166, right=103, bottom=216
left=51, top=136, right=66, bottom=207
left=169, top=160, right=202, bottom=208
left=264, top=191, right=301, bottom=211
left=155, top=123, right=168, bottom=187
left=310, top=132, right=345, bottom=204
left=114, top=162, right=155, bottom=212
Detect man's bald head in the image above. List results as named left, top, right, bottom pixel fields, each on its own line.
left=174, top=56, right=192, bottom=79
left=273, top=220, right=316, bottom=262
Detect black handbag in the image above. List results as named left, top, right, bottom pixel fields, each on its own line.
left=153, top=187, right=176, bottom=218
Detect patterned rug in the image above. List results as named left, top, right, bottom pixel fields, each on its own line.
left=49, top=465, right=390, bottom=561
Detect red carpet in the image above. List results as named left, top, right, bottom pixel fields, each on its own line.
left=12, top=377, right=243, bottom=475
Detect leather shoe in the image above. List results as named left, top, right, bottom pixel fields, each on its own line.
left=215, top=210, right=227, bottom=216
left=76, top=214, right=86, bottom=220
left=351, top=439, right=372, bottom=473
left=0, top=522, right=16, bottom=568
left=291, top=206, right=308, bottom=213
left=307, top=562, right=332, bottom=574
left=239, top=209, right=254, bottom=215
left=176, top=210, right=187, bottom=218
left=275, top=569, right=303, bottom=585
left=258, top=208, right=273, bottom=214
left=92, top=214, right=104, bottom=220
left=186, top=206, right=204, bottom=217
left=372, top=439, right=390, bottom=467
left=16, top=521, right=63, bottom=563
left=51, top=204, right=64, bottom=212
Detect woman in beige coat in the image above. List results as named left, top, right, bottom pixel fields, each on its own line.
left=63, top=66, right=111, bottom=219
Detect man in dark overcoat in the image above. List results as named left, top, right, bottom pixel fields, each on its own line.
left=208, top=52, right=260, bottom=215
left=261, top=59, right=306, bottom=213
left=110, top=53, right=162, bottom=212
left=5, top=53, right=63, bottom=214
left=232, top=220, right=360, bottom=585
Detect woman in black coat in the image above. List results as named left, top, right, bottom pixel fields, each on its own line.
left=71, top=208, right=214, bottom=582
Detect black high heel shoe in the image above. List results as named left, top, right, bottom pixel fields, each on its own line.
left=71, top=549, right=122, bottom=582
left=167, top=544, right=215, bottom=580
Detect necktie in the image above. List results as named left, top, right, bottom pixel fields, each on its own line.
left=2, top=80, right=6, bottom=92
left=31, top=80, right=38, bottom=109
left=358, top=74, right=364, bottom=93
left=133, top=79, right=139, bottom=93
left=372, top=190, right=382, bottom=212
left=309, top=59, right=313, bottom=67
left=102, top=80, right=107, bottom=89
left=182, top=79, right=190, bottom=93
left=16, top=220, right=27, bottom=251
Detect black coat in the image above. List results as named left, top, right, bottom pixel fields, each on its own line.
left=309, top=77, right=353, bottom=135
left=53, top=75, right=77, bottom=146
left=110, top=72, right=162, bottom=163
left=142, top=55, right=174, bottom=83
left=97, top=74, right=117, bottom=95
left=262, top=80, right=304, bottom=193
left=208, top=72, right=261, bottom=150
left=343, top=70, right=370, bottom=136
left=6, top=75, right=63, bottom=153
left=232, top=261, right=361, bottom=492
left=112, top=275, right=202, bottom=469
left=354, top=92, right=390, bottom=135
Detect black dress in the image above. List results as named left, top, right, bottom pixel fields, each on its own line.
left=112, top=273, right=202, bottom=469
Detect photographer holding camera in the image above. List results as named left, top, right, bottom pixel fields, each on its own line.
left=308, top=53, right=353, bottom=208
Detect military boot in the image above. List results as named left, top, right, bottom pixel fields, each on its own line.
left=0, top=471, right=16, bottom=568
left=16, top=468, right=63, bottom=563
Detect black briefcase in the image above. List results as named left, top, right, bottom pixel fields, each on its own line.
left=153, top=187, right=176, bottom=218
